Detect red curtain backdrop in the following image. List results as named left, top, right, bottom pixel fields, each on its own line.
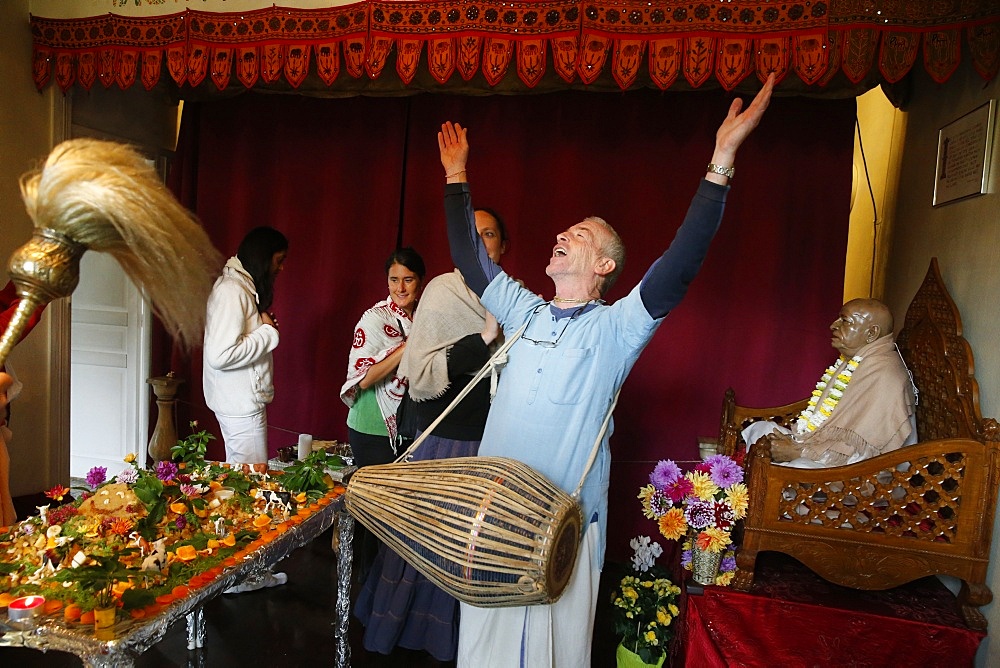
left=163, top=90, right=856, bottom=558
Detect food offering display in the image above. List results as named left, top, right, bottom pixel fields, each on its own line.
left=0, top=424, right=347, bottom=648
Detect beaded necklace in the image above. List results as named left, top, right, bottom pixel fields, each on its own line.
left=795, top=354, right=863, bottom=434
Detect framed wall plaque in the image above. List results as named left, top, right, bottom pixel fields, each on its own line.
left=933, top=99, right=996, bottom=206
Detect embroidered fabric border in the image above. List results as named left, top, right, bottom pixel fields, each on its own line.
left=28, top=1, right=1000, bottom=93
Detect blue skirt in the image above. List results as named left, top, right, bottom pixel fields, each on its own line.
left=353, top=432, right=480, bottom=661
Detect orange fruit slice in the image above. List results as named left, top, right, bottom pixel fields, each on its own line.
left=79, top=610, right=95, bottom=625
left=169, top=502, right=188, bottom=514
left=175, top=545, right=198, bottom=562
left=252, top=514, right=272, bottom=528
left=221, top=533, right=236, bottom=547
left=44, top=599, right=64, bottom=615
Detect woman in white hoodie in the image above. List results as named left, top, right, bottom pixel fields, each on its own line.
left=203, top=226, right=288, bottom=466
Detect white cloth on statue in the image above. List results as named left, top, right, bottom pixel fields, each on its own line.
left=216, top=410, right=268, bottom=465
left=741, top=336, right=917, bottom=468
left=457, top=521, right=600, bottom=668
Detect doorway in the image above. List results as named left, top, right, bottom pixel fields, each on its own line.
left=69, top=251, right=150, bottom=478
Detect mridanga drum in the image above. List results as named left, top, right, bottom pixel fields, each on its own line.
left=345, top=456, right=582, bottom=607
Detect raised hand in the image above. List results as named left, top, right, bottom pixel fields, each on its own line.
left=438, top=121, right=469, bottom=182
left=707, top=72, right=776, bottom=179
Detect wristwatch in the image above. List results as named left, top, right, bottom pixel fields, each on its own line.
left=706, top=163, right=735, bottom=179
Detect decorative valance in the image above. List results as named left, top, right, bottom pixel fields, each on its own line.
left=30, top=1, right=1000, bottom=96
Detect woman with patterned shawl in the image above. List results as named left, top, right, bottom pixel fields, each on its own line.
left=340, top=247, right=425, bottom=467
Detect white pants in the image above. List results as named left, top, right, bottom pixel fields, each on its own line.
left=457, top=522, right=600, bottom=668
left=216, top=410, right=268, bottom=465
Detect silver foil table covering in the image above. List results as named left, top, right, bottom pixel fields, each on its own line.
left=0, top=496, right=353, bottom=668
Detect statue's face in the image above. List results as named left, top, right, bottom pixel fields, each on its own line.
left=830, top=301, right=872, bottom=356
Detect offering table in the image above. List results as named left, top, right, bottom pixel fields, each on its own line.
left=0, top=491, right=355, bottom=668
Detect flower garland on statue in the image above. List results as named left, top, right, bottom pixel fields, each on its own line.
left=638, top=455, right=748, bottom=586
left=795, top=354, right=863, bottom=434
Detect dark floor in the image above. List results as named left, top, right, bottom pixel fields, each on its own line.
left=3, top=497, right=619, bottom=667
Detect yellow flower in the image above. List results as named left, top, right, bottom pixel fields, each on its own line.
left=687, top=471, right=719, bottom=501
left=644, top=630, right=658, bottom=645
left=716, top=570, right=735, bottom=586
left=695, top=527, right=730, bottom=553
left=124, top=452, right=137, bottom=463
left=725, top=483, right=749, bottom=519
left=668, top=603, right=679, bottom=616
left=657, top=507, right=687, bottom=541
left=656, top=607, right=671, bottom=625
left=638, top=484, right=657, bottom=519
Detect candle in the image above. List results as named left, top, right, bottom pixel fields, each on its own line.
left=8, top=595, right=45, bottom=621
left=297, top=433, right=313, bottom=461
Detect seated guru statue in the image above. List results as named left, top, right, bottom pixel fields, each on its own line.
left=742, top=298, right=918, bottom=469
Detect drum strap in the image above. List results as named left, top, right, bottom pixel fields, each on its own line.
left=395, top=318, right=620, bottom=498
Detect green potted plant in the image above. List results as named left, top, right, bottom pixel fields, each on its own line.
left=53, top=550, right=140, bottom=637
left=610, top=536, right=681, bottom=667
left=278, top=449, right=344, bottom=500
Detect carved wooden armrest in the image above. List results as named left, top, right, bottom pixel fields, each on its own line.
left=719, top=387, right=808, bottom=459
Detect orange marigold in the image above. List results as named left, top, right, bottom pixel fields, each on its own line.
left=657, top=507, right=687, bottom=542
left=108, top=517, right=134, bottom=537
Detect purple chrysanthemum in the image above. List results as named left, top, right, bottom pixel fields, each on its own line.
left=175, top=515, right=187, bottom=529
left=706, top=456, right=743, bottom=488
left=116, top=468, right=139, bottom=485
left=720, top=555, right=737, bottom=573
left=650, top=459, right=682, bottom=489
left=86, top=466, right=107, bottom=490
left=680, top=549, right=692, bottom=569
left=683, top=499, right=715, bottom=529
left=648, top=489, right=674, bottom=516
left=156, top=460, right=178, bottom=482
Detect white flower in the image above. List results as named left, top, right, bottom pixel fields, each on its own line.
left=629, top=535, right=663, bottom=572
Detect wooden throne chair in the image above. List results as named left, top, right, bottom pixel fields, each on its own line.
left=718, top=258, right=1000, bottom=630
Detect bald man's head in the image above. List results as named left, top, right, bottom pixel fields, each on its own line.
left=830, top=299, right=893, bottom=356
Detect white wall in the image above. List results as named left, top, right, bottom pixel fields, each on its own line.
left=0, top=0, right=68, bottom=496
left=882, top=59, right=1000, bottom=666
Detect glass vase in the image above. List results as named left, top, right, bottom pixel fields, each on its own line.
left=691, top=543, right=723, bottom=585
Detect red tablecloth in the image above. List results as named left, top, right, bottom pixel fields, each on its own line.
left=680, top=553, right=985, bottom=667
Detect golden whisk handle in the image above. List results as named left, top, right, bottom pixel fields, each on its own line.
left=0, top=229, right=86, bottom=368
left=0, top=298, right=42, bottom=369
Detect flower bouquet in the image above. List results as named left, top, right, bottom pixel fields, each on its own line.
left=638, top=454, right=748, bottom=586
left=610, top=536, right=681, bottom=667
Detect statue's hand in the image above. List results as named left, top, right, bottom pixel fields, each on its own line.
left=767, top=432, right=801, bottom=462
